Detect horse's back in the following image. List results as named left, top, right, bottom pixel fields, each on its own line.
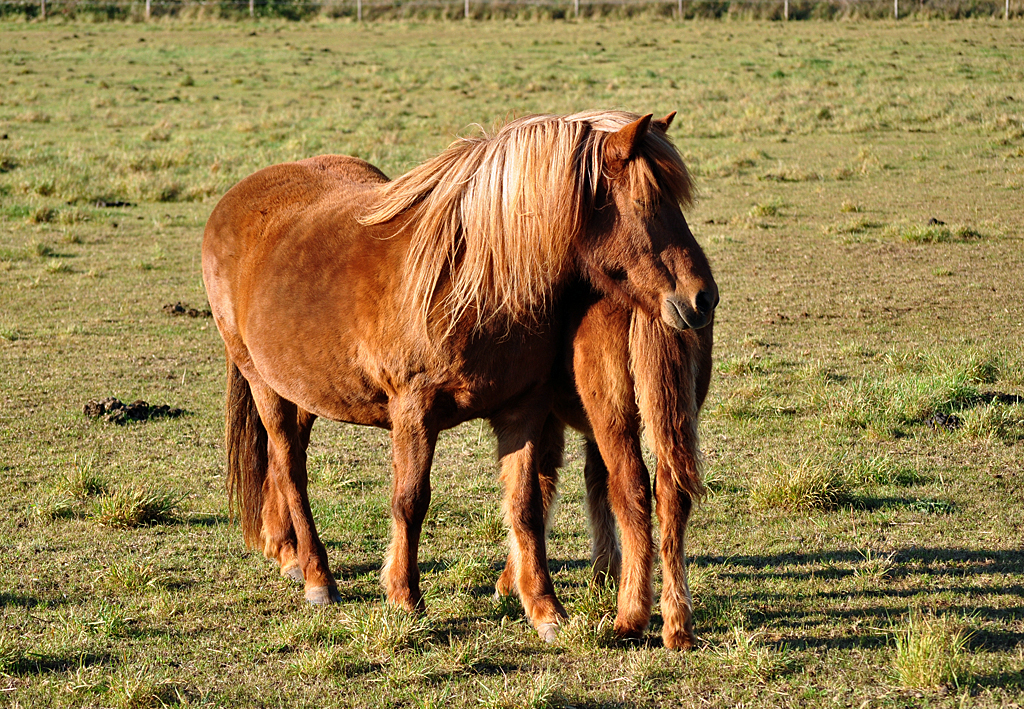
left=202, top=155, right=386, bottom=313
left=204, top=155, right=386, bottom=252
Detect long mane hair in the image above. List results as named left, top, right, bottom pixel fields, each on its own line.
left=360, top=111, right=697, bottom=334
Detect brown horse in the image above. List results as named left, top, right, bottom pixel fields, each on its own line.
left=498, top=290, right=713, bottom=650
left=202, top=110, right=717, bottom=642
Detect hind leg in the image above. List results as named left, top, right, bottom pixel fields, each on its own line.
left=493, top=404, right=567, bottom=642
left=247, top=379, right=338, bottom=604
left=583, top=439, right=621, bottom=586
left=263, top=408, right=317, bottom=584
left=495, top=414, right=562, bottom=599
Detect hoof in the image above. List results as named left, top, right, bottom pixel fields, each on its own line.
left=614, top=623, right=647, bottom=641
left=281, top=563, right=304, bottom=583
left=305, top=585, right=341, bottom=606
left=536, top=622, right=560, bottom=644
left=662, top=630, right=696, bottom=651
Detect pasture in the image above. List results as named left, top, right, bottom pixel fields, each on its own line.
left=1, top=17, right=1023, bottom=708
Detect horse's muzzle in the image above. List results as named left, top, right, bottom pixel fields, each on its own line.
left=662, top=290, right=717, bottom=331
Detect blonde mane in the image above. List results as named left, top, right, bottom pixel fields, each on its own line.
left=360, top=110, right=695, bottom=335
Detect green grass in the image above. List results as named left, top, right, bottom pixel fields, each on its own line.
left=96, top=486, right=182, bottom=528
left=1, top=17, right=1023, bottom=709
left=749, top=457, right=851, bottom=511
left=893, top=611, right=972, bottom=690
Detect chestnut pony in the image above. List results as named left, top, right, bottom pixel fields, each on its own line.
left=498, top=294, right=713, bottom=649
left=202, top=111, right=717, bottom=642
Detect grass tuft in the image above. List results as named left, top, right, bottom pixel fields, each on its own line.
left=717, top=625, right=796, bottom=681
left=65, top=457, right=109, bottom=499
left=847, top=454, right=922, bottom=486
left=340, top=603, right=433, bottom=661
left=442, top=556, right=493, bottom=595
left=959, top=402, right=1024, bottom=442
left=750, top=457, right=850, bottom=511
left=893, top=610, right=971, bottom=689
left=33, top=489, right=80, bottom=521
left=749, top=198, right=785, bottom=217
left=45, top=259, right=72, bottom=274
left=886, top=223, right=983, bottom=243
left=477, top=671, right=559, bottom=709
left=560, top=582, right=619, bottom=649
left=97, top=487, right=181, bottom=528
left=822, top=217, right=881, bottom=235
left=29, top=207, right=57, bottom=224
left=852, top=548, right=897, bottom=582
left=104, top=561, right=163, bottom=592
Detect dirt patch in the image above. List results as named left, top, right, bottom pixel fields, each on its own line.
left=162, top=302, right=212, bottom=318
left=83, top=397, right=184, bottom=424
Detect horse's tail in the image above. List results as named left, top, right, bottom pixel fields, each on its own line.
left=226, top=358, right=267, bottom=549
left=628, top=312, right=712, bottom=502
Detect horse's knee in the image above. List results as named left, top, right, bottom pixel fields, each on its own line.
left=391, top=482, right=430, bottom=527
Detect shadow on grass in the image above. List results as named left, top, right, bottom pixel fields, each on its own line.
left=845, top=495, right=956, bottom=513
left=696, top=547, right=1024, bottom=578
left=0, top=592, right=38, bottom=608
left=4, top=651, right=110, bottom=676
left=690, top=546, right=1024, bottom=649
left=971, top=667, right=1024, bottom=690
left=185, top=513, right=227, bottom=527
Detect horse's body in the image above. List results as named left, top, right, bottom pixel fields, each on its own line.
left=202, top=111, right=716, bottom=642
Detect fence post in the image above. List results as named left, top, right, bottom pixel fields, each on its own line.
left=574, top=0, right=579, bottom=17
left=784, top=0, right=788, bottom=20
left=249, top=0, right=254, bottom=17
left=357, top=0, right=362, bottom=20
left=40, top=0, right=45, bottom=19
left=145, top=0, right=151, bottom=19
left=464, top=0, right=468, bottom=18
left=1006, top=0, right=1009, bottom=19
left=894, top=0, right=898, bottom=18
left=677, top=0, right=682, bottom=18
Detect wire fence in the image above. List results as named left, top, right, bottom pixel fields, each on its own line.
left=1, top=0, right=1018, bottom=20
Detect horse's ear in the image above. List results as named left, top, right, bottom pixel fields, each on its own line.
left=605, top=114, right=653, bottom=170
left=652, top=112, right=676, bottom=132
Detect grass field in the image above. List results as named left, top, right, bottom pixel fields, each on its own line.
left=1, top=17, right=1024, bottom=708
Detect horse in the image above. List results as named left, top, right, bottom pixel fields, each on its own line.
left=496, top=288, right=713, bottom=650
left=201, top=110, right=718, bottom=643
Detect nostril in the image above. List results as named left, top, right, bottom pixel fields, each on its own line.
left=695, top=290, right=715, bottom=315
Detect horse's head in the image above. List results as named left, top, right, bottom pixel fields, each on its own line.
left=580, top=113, right=717, bottom=331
